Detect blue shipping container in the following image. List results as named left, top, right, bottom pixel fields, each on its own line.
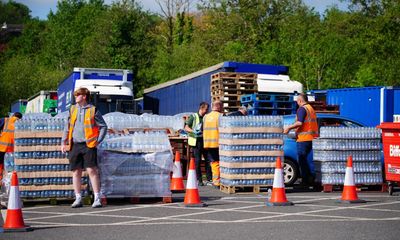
left=325, top=86, right=400, bottom=127
left=143, top=62, right=289, bottom=115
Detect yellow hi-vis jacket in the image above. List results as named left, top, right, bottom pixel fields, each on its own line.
left=0, top=116, right=18, bottom=152
left=203, top=111, right=221, bottom=148
left=296, top=104, right=319, bottom=142
left=67, top=105, right=99, bottom=148
left=188, top=113, right=201, bottom=147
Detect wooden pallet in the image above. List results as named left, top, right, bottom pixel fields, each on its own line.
left=211, top=72, right=257, bottom=81
left=212, top=94, right=242, bottom=101
left=220, top=184, right=270, bottom=194
left=211, top=83, right=257, bottom=91
left=211, top=88, right=257, bottom=96
left=100, top=196, right=172, bottom=206
left=318, top=183, right=388, bottom=193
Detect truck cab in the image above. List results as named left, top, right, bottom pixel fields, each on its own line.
left=57, top=68, right=135, bottom=114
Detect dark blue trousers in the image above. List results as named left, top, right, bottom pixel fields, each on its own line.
left=297, top=141, right=314, bottom=184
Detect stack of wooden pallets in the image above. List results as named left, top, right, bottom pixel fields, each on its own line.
left=210, top=72, right=257, bottom=113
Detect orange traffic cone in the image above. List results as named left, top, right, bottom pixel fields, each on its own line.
left=267, top=157, right=293, bottom=206
left=183, top=157, right=207, bottom=207
left=338, top=156, right=366, bottom=204
left=171, top=151, right=185, bottom=192
left=3, top=171, right=32, bottom=232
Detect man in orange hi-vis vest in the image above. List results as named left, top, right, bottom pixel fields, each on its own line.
left=203, top=100, right=223, bottom=187
left=283, top=93, right=319, bottom=186
left=0, top=112, right=22, bottom=180
left=61, top=88, right=107, bottom=208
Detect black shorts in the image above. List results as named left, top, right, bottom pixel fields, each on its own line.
left=68, top=142, right=98, bottom=170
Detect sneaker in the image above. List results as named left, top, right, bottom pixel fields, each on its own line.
left=71, top=199, right=83, bottom=208
left=92, top=199, right=102, bottom=208
left=205, top=181, right=213, bottom=186
left=198, top=181, right=205, bottom=186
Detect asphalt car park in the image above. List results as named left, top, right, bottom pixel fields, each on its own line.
left=3, top=186, right=400, bottom=240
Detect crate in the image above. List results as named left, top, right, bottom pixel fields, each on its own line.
left=241, top=94, right=294, bottom=103
left=247, top=108, right=295, bottom=116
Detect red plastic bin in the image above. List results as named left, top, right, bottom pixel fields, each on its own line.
left=377, top=122, right=400, bottom=195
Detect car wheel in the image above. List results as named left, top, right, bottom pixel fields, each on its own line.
left=283, top=158, right=298, bottom=186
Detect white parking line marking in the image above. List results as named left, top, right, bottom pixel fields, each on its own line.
left=28, top=216, right=400, bottom=228
left=23, top=195, right=400, bottom=227
left=108, top=204, right=267, bottom=225
left=24, top=204, right=169, bottom=221
left=233, top=200, right=400, bottom=222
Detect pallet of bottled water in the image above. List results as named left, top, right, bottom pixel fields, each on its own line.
left=103, top=112, right=184, bottom=134
left=218, top=116, right=283, bottom=188
left=98, top=131, right=173, bottom=198
left=313, top=127, right=383, bottom=186
left=99, top=131, right=171, bottom=153
left=8, top=113, right=89, bottom=199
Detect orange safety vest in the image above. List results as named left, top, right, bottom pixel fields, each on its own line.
left=0, top=116, right=18, bottom=152
left=203, top=111, right=221, bottom=148
left=296, top=104, right=319, bottom=142
left=67, top=105, right=99, bottom=148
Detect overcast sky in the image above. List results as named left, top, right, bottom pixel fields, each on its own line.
left=12, top=0, right=348, bottom=20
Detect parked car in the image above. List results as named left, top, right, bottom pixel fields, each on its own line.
left=283, top=113, right=365, bottom=185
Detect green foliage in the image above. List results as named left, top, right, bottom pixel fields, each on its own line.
left=0, top=0, right=30, bottom=24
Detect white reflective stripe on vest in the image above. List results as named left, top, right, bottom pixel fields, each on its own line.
left=8, top=186, right=22, bottom=210
left=273, top=169, right=284, bottom=188
left=172, top=161, right=183, bottom=178
left=186, top=169, right=198, bottom=189
left=344, top=167, right=355, bottom=186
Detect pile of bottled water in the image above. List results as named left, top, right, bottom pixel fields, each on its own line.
left=319, top=173, right=383, bottom=185
left=20, top=190, right=89, bottom=199
left=313, top=139, right=381, bottom=150
left=314, top=127, right=383, bottom=185
left=219, top=115, right=283, bottom=128
left=221, top=179, right=274, bottom=186
left=99, top=131, right=171, bottom=153
left=19, top=177, right=87, bottom=185
left=98, top=150, right=173, bottom=197
left=319, top=127, right=381, bottom=139
left=313, top=150, right=381, bottom=162
left=14, top=114, right=66, bottom=132
left=103, top=112, right=184, bottom=131
left=219, top=116, right=283, bottom=186
left=220, top=156, right=277, bottom=163
left=220, top=133, right=282, bottom=139
left=9, top=113, right=89, bottom=199
left=314, top=161, right=382, bottom=173
left=15, top=138, right=63, bottom=146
